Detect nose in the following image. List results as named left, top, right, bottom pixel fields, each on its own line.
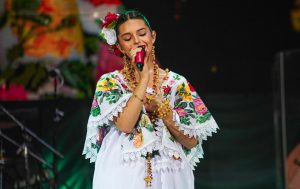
left=133, top=35, right=140, bottom=44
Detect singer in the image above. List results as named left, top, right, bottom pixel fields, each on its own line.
left=83, top=10, right=219, bottom=189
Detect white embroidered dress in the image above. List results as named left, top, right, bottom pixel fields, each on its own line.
left=83, top=70, right=219, bottom=189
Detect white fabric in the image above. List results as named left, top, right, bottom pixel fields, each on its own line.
left=82, top=70, right=219, bottom=189
left=93, top=127, right=195, bottom=189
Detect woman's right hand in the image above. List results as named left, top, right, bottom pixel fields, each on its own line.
left=128, top=46, right=150, bottom=82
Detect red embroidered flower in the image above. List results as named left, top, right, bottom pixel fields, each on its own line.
left=101, top=12, right=119, bottom=28
left=163, top=85, right=171, bottom=95
left=121, top=83, right=128, bottom=89
left=188, top=82, right=196, bottom=92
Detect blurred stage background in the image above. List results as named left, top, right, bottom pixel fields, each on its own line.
left=0, top=0, right=300, bottom=188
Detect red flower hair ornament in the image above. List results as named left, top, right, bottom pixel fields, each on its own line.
left=99, top=12, right=123, bottom=56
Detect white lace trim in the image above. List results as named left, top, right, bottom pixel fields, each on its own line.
left=82, top=94, right=132, bottom=163
left=87, top=93, right=132, bottom=127
left=122, top=146, right=184, bottom=172
left=172, top=110, right=218, bottom=169
left=121, top=141, right=182, bottom=167
left=189, top=143, right=204, bottom=170
left=122, top=140, right=161, bottom=163
left=172, top=110, right=219, bottom=140
left=82, top=135, right=98, bottom=163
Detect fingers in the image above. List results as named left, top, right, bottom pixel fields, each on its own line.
left=128, top=47, right=143, bottom=63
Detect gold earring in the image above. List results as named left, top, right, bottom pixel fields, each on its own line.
left=152, top=46, right=156, bottom=62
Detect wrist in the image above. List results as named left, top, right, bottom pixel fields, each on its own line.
left=163, top=111, right=173, bottom=123
left=140, top=76, right=149, bottom=84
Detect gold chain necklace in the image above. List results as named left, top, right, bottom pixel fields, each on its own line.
left=123, top=59, right=159, bottom=98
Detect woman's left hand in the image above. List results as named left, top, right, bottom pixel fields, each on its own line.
left=144, top=92, right=163, bottom=114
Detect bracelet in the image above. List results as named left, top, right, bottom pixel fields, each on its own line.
left=154, top=99, right=172, bottom=119
left=133, top=93, right=144, bottom=103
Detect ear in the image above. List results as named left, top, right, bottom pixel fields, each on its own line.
left=151, top=30, right=156, bottom=44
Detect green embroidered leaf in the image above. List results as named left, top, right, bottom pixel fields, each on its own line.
left=189, top=102, right=195, bottom=109
left=169, top=135, right=176, bottom=142
left=106, top=91, right=122, bottom=104
left=91, top=106, right=101, bottom=117
left=186, top=109, right=194, bottom=114
left=183, top=147, right=191, bottom=155
left=128, top=134, right=134, bottom=141
left=173, top=74, right=181, bottom=80
left=174, top=98, right=182, bottom=107
left=180, top=116, right=191, bottom=125
left=91, top=143, right=100, bottom=152
left=179, top=102, right=187, bottom=109
left=145, top=124, right=154, bottom=132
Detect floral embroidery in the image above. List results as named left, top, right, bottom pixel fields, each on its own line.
left=175, top=107, right=188, bottom=117
left=91, top=97, right=101, bottom=117
left=176, top=83, right=193, bottom=102
left=193, top=96, right=208, bottom=115
left=133, top=131, right=144, bottom=148
left=83, top=70, right=218, bottom=171
left=179, top=115, right=191, bottom=125
left=173, top=74, right=181, bottom=80
left=162, top=85, right=172, bottom=95
left=97, top=77, right=118, bottom=91
left=195, top=112, right=212, bottom=124
left=141, top=114, right=154, bottom=132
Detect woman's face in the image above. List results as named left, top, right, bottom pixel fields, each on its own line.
left=117, top=19, right=156, bottom=58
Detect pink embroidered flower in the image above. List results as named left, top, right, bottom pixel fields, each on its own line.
left=176, top=107, right=188, bottom=117
left=163, top=85, right=171, bottom=95
left=193, top=96, right=208, bottom=114
left=169, top=80, right=175, bottom=85
left=91, top=97, right=98, bottom=109
left=133, top=132, right=144, bottom=148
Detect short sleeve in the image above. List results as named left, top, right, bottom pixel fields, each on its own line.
left=171, top=75, right=219, bottom=169
left=82, top=73, right=132, bottom=163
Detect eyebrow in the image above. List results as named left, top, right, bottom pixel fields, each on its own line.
left=120, top=28, right=147, bottom=37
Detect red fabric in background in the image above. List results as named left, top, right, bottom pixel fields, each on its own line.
left=96, top=43, right=123, bottom=81
left=87, top=0, right=122, bottom=6
left=0, top=84, right=28, bottom=101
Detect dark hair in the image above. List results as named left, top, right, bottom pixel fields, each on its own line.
left=115, top=10, right=152, bottom=36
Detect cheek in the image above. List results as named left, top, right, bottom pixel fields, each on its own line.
left=118, top=41, right=131, bottom=53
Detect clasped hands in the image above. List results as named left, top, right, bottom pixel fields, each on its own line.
left=143, top=92, right=172, bottom=121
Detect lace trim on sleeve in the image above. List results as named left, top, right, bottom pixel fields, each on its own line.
left=171, top=110, right=218, bottom=169
left=172, top=110, right=219, bottom=140
left=82, top=93, right=132, bottom=163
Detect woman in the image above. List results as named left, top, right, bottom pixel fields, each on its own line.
left=83, top=10, right=219, bottom=189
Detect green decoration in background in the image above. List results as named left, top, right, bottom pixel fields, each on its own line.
left=58, top=60, right=95, bottom=98
left=0, top=62, right=48, bottom=91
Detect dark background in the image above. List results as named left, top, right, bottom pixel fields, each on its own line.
left=123, top=0, right=300, bottom=93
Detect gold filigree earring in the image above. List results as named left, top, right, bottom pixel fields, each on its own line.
left=152, top=46, right=156, bottom=62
